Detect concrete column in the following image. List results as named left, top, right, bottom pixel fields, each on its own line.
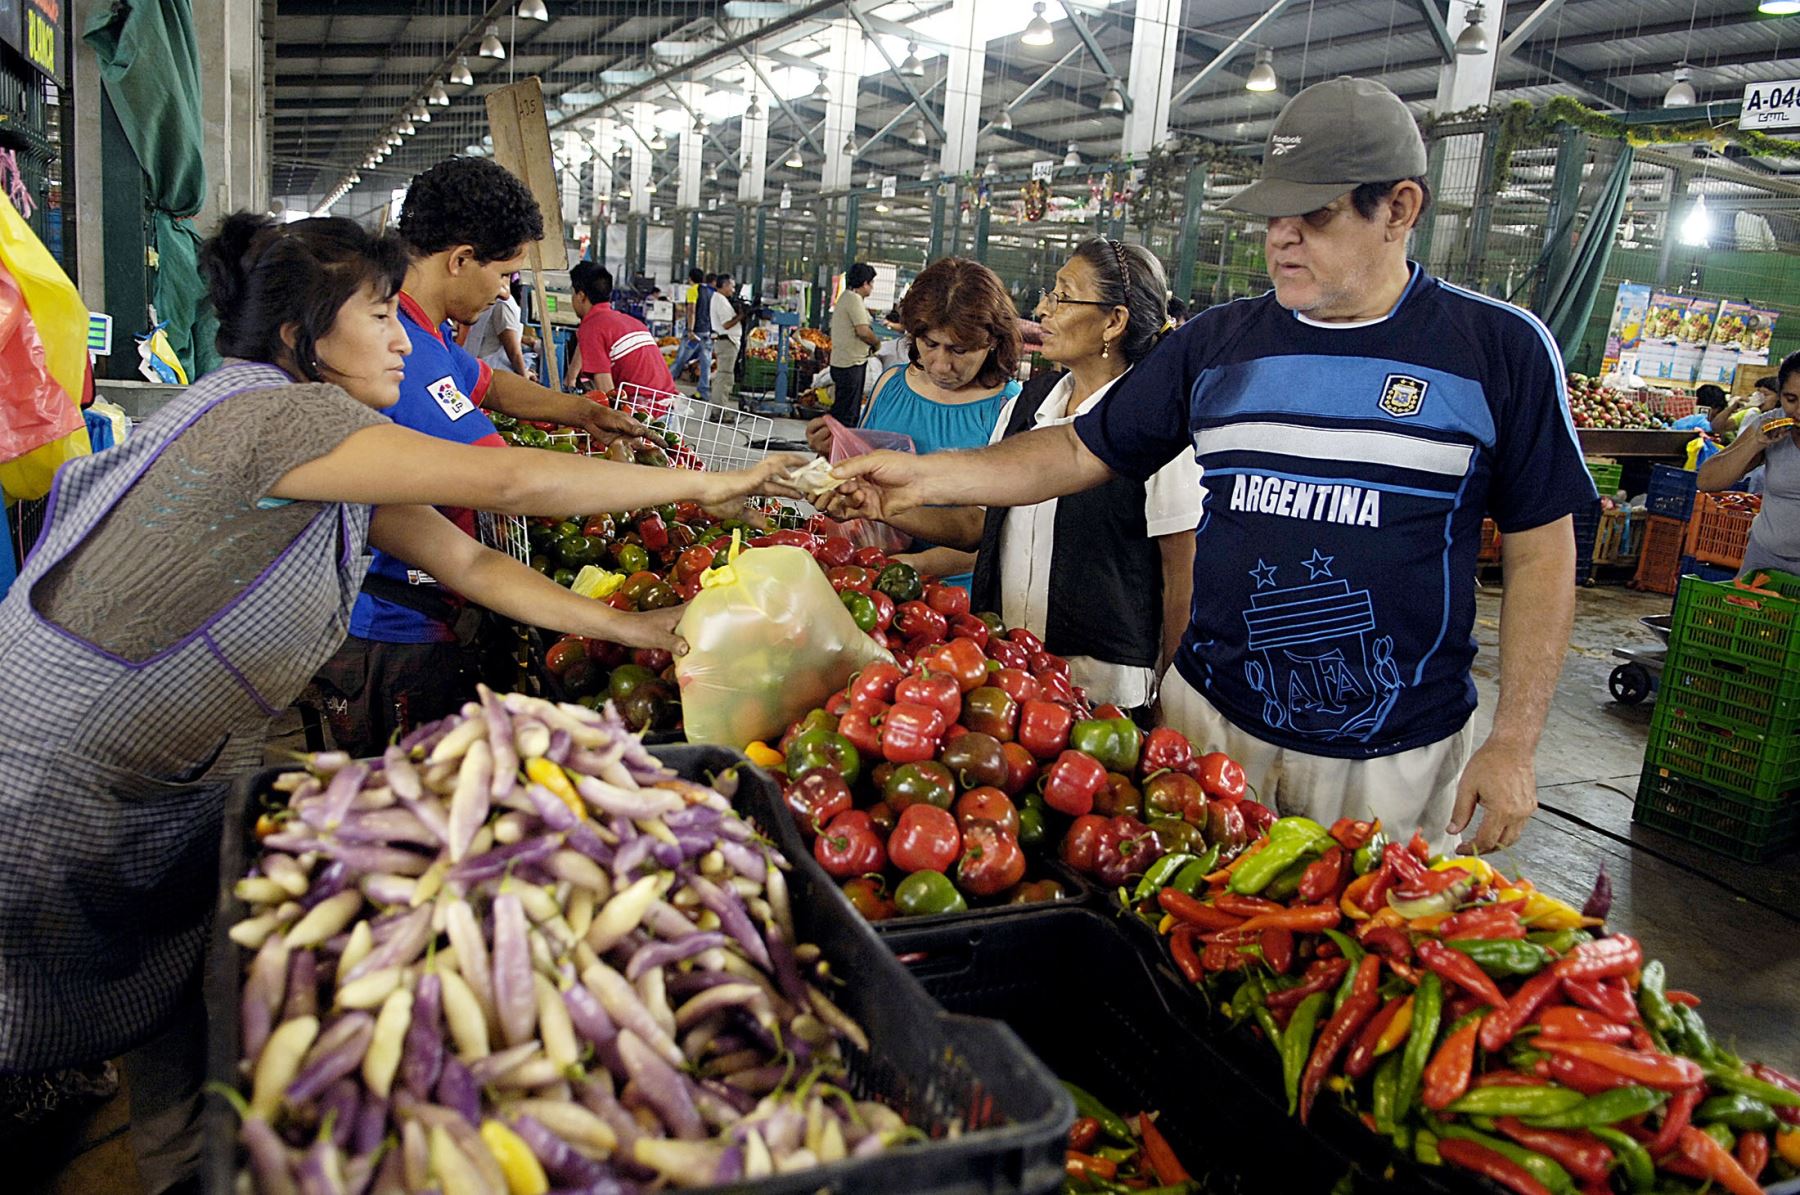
left=559, top=131, right=585, bottom=230
left=937, top=0, right=983, bottom=177
left=1425, top=0, right=1503, bottom=276
left=676, top=82, right=704, bottom=209
left=737, top=75, right=770, bottom=205
left=629, top=103, right=654, bottom=216
left=194, top=0, right=267, bottom=227
left=820, top=18, right=861, bottom=193
left=1121, top=0, right=1178, bottom=158
left=70, top=0, right=106, bottom=305
left=1432, top=0, right=1503, bottom=111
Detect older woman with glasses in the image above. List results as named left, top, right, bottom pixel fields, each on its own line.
left=824, top=239, right=1199, bottom=712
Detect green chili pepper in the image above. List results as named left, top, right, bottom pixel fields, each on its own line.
left=1372, top=1053, right=1403, bottom=1136
left=1444, top=1085, right=1587, bottom=1118
left=1260, top=857, right=1313, bottom=904
left=1394, top=972, right=1442, bottom=1122
left=1227, top=818, right=1332, bottom=895
left=1413, top=1128, right=1440, bottom=1167
left=1170, top=850, right=1218, bottom=895
left=1435, top=1123, right=1577, bottom=1195
left=1391, top=1123, right=1413, bottom=1153
left=1704, top=1064, right=1800, bottom=1109
left=1252, top=1004, right=1282, bottom=1051
left=1637, top=959, right=1678, bottom=1034
left=1588, top=1126, right=1653, bottom=1192
left=1446, top=938, right=1552, bottom=978
left=1526, top=928, right=1590, bottom=955
left=1703, top=1122, right=1737, bottom=1153
left=1062, top=1081, right=1133, bottom=1144
left=1673, top=1004, right=1735, bottom=1068
left=1697, top=1093, right=1780, bottom=1132
left=1283, top=991, right=1329, bottom=1117
left=1351, top=830, right=1388, bottom=877
left=1520, top=1085, right=1667, bottom=1129
left=1133, top=852, right=1198, bottom=903
left=1322, top=928, right=1366, bottom=968
left=1095, top=1145, right=1137, bottom=1164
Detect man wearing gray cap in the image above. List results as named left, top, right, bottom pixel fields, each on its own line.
left=831, top=77, right=1595, bottom=855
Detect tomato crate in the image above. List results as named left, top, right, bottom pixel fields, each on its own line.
left=1645, top=463, right=1698, bottom=520
left=204, top=748, right=1074, bottom=1195
left=1632, top=763, right=1800, bottom=863
left=1593, top=508, right=1642, bottom=563
left=1661, top=642, right=1800, bottom=734
left=1651, top=391, right=1698, bottom=420
left=1584, top=457, right=1623, bottom=496
left=1669, top=569, right=1800, bottom=674
left=1648, top=698, right=1800, bottom=803
left=1477, top=517, right=1500, bottom=562
left=1685, top=490, right=1760, bottom=568
left=884, top=907, right=1484, bottom=1195
left=1632, top=515, right=1691, bottom=595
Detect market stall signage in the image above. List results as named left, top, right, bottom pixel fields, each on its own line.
left=1031, top=160, right=1055, bottom=181
left=879, top=174, right=897, bottom=198
left=23, top=0, right=55, bottom=80
left=1738, top=79, right=1800, bottom=132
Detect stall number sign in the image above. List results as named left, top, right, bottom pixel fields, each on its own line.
left=24, top=0, right=59, bottom=82
left=1740, top=80, right=1800, bottom=132
left=1031, top=160, right=1055, bottom=181
left=880, top=175, right=897, bottom=198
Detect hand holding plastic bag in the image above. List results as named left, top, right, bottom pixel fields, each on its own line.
left=675, top=541, right=892, bottom=747
left=810, top=415, right=914, bottom=554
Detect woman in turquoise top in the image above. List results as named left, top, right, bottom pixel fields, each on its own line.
left=809, top=257, right=1022, bottom=589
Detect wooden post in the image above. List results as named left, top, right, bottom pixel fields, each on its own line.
left=485, top=78, right=567, bottom=391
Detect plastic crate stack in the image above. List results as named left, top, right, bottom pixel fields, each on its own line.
left=1572, top=499, right=1601, bottom=585
left=1634, top=570, right=1800, bottom=861
left=1684, top=491, right=1759, bottom=572
left=1584, top=457, right=1623, bottom=497
left=1477, top=518, right=1501, bottom=563
left=1632, top=515, right=1690, bottom=594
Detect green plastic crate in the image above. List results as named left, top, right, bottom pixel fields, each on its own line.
left=1632, top=763, right=1800, bottom=862
left=1668, top=570, right=1800, bottom=676
left=1584, top=458, right=1622, bottom=495
left=1647, top=701, right=1800, bottom=802
left=1660, top=644, right=1800, bottom=735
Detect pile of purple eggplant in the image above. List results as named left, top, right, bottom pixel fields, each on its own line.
left=226, top=687, right=916, bottom=1193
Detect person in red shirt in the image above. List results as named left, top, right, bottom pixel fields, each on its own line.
left=569, top=261, right=678, bottom=408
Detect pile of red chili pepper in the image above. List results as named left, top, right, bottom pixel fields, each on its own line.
left=1136, top=814, right=1800, bottom=1195
left=1062, top=1081, right=1202, bottom=1194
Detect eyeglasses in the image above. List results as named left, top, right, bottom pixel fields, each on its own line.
left=1038, top=287, right=1116, bottom=315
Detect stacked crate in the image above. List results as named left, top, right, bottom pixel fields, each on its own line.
left=1635, top=571, right=1800, bottom=861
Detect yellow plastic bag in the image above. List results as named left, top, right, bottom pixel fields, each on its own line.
left=0, top=193, right=90, bottom=500
left=675, top=542, right=893, bottom=747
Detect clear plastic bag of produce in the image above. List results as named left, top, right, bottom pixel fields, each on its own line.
left=816, top=415, right=915, bottom=554
left=676, top=540, right=893, bottom=746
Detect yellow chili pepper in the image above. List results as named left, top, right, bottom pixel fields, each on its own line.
left=524, top=757, right=585, bottom=821
left=1340, top=872, right=1377, bottom=921
left=1777, top=1127, right=1800, bottom=1168
left=478, top=1120, right=549, bottom=1195
left=744, top=741, right=784, bottom=769
left=1431, top=857, right=1497, bottom=885
left=1375, top=995, right=1414, bottom=1056
left=1519, top=889, right=1603, bottom=930
left=1158, top=912, right=1176, bottom=935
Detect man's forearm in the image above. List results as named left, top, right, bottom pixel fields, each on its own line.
left=486, top=371, right=588, bottom=426
left=887, top=505, right=984, bottom=551
left=1490, top=520, right=1576, bottom=750
left=922, top=424, right=1115, bottom=508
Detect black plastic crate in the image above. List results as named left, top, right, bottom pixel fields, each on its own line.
left=1646, top=463, right=1699, bottom=520
left=883, top=907, right=1483, bottom=1195
left=1573, top=499, right=1601, bottom=586
left=204, top=745, right=1071, bottom=1195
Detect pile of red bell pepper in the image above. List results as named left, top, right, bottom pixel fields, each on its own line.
left=1136, top=814, right=1800, bottom=1195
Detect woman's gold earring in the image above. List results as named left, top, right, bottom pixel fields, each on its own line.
left=1101, top=339, right=1110, bottom=359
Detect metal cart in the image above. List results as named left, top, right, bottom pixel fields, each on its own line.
left=1608, top=614, right=1673, bottom=705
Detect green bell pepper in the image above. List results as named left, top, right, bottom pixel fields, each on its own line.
left=1069, top=717, right=1144, bottom=774
left=874, top=562, right=923, bottom=604
left=1016, top=793, right=1048, bottom=849
left=785, top=726, right=861, bottom=786
left=894, top=870, right=967, bottom=916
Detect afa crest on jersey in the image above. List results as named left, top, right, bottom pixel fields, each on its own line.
left=1378, top=373, right=1429, bottom=418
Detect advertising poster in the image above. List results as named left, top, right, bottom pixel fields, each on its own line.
left=1602, top=282, right=1652, bottom=373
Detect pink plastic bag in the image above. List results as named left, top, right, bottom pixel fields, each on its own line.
left=816, top=416, right=914, bottom=554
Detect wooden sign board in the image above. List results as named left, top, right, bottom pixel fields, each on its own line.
left=485, top=77, right=567, bottom=389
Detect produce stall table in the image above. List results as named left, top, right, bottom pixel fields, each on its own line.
left=1578, top=429, right=1696, bottom=460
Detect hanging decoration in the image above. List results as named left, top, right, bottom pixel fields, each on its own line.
left=1022, top=178, right=1049, bottom=222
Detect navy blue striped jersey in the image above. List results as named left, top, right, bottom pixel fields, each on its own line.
left=1075, top=264, right=1596, bottom=758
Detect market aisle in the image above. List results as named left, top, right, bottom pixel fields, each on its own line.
left=1471, top=583, right=1800, bottom=1068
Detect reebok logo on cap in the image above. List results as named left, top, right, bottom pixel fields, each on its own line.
left=1270, top=135, right=1304, bottom=157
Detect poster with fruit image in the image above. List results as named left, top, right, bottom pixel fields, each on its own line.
left=1602, top=283, right=1652, bottom=373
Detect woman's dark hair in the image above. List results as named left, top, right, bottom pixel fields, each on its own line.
left=1695, top=383, right=1728, bottom=410
left=1070, top=237, right=1172, bottom=366
left=398, top=156, right=543, bottom=263
left=200, top=212, right=410, bottom=382
left=901, top=257, right=1021, bottom=389
left=1777, top=352, right=1800, bottom=393
left=1757, top=375, right=1780, bottom=391
left=570, top=260, right=613, bottom=303
left=846, top=262, right=877, bottom=289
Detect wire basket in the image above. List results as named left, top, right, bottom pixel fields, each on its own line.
left=545, top=428, right=591, bottom=454
left=613, top=381, right=776, bottom=473
left=475, top=510, right=532, bottom=564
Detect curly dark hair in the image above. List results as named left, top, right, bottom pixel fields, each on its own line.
left=398, top=156, right=544, bottom=262
left=900, top=257, right=1021, bottom=389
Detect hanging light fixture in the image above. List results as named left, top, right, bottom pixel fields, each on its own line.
left=1245, top=47, right=1279, bottom=91
left=648, top=128, right=669, bottom=151
left=518, top=0, right=549, bottom=20
left=843, top=131, right=858, bottom=155
left=1098, top=78, right=1125, bottom=113
left=1063, top=140, right=1081, bottom=167
left=398, top=117, right=416, bottom=135
left=865, top=168, right=879, bottom=189
left=1758, top=0, right=1800, bottom=12
left=907, top=118, right=929, bottom=148
left=412, top=102, right=431, bottom=123
left=1680, top=194, right=1711, bottom=245
left=1454, top=3, right=1490, bottom=55
left=479, top=24, right=506, bottom=59
left=812, top=70, right=830, bottom=102
left=993, top=107, right=1013, bottom=132
left=983, top=154, right=998, bottom=178
left=786, top=145, right=805, bottom=168
left=450, top=56, right=474, bottom=86
left=706, top=161, right=720, bottom=182
left=920, top=162, right=936, bottom=181
left=779, top=183, right=793, bottom=206
left=693, top=113, right=708, bottom=132
left=745, top=93, right=762, bottom=118
left=900, top=42, right=925, bottom=78
left=1022, top=2, right=1054, bottom=46
left=427, top=80, right=450, bottom=106
left=1664, top=63, right=1697, bottom=107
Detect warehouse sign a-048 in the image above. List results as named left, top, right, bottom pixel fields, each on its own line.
left=1739, top=79, right=1800, bottom=132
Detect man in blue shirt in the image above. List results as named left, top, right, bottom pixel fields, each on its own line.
left=832, top=78, right=1595, bottom=856
left=669, top=267, right=715, bottom=400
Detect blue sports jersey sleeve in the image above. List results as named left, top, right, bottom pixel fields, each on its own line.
left=1481, top=311, right=1598, bottom=533
left=1073, top=329, right=1200, bottom=484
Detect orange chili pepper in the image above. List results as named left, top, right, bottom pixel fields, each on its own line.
left=1064, top=1151, right=1116, bottom=1182
left=1137, top=1113, right=1191, bottom=1185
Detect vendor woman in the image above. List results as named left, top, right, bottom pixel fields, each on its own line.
left=1698, top=349, right=1800, bottom=578
left=0, top=212, right=802, bottom=1187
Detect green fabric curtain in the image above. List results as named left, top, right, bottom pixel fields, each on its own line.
left=1540, top=145, right=1634, bottom=365
left=83, top=0, right=220, bottom=379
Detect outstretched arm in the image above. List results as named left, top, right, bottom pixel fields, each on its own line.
left=485, top=368, right=642, bottom=440
left=831, top=423, right=1115, bottom=516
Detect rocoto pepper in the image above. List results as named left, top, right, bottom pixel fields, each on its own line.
left=961, top=686, right=1019, bottom=742
left=1196, top=751, right=1246, bottom=802
left=917, top=638, right=988, bottom=693
left=878, top=704, right=946, bottom=764
left=1042, top=750, right=1107, bottom=817
left=785, top=726, right=862, bottom=786
left=1069, top=716, right=1143, bottom=774
left=1140, top=727, right=1195, bottom=778
left=1017, top=699, right=1075, bottom=760
left=1093, top=815, right=1164, bottom=888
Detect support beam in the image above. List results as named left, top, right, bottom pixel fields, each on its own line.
left=1510, top=47, right=1634, bottom=112
left=983, top=45, right=1081, bottom=136
left=847, top=6, right=947, bottom=140
left=855, top=12, right=952, bottom=53
left=1409, top=0, right=1456, bottom=62
left=1057, top=0, right=1128, bottom=110
left=738, top=51, right=827, bottom=157
left=1497, top=0, right=1571, bottom=62
left=1170, top=0, right=1297, bottom=108
left=854, top=79, right=945, bottom=160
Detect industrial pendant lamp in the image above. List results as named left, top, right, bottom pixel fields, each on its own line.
left=1759, top=0, right=1800, bottom=13
left=843, top=131, right=858, bottom=155
left=812, top=70, right=830, bottom=102
left=865, top=168, right=879, bottom=189
left=1063, top=140, right=1081, bottom=167
left=518, top=0, right=549, bottom=21
left=693, top=113, right=708, bottom=132
left=745, top=93, right=762, bottom=118
left=900, top=42, right=925, bottom=78
left=1454, top=3, right=1490, bottom=54
left=1245, top=48, right=1279, bottom=91
left=1023, top=3, right=1054, bottom=46
left=921, top=162, right=936, bottom=181
left=411, top=102, right=431, bottom=123
left=1664, top=63, right=1697, bottom=107
left=1098, top=78, right=1125, bottom=113
left=649, top=128, right=669, bottom=151
left=908, top=118, right=929, bottom=148
left=786, top=145, right=805, bottom=168
left=479, top=24, right=506, bottom=59
left=706, top=161, right=720, bottom=182
left=398, top=117, right=416, bottom=136
left=983, top=154, right=998, bottom=178
left=449, top=57, right=474, bottom=86
left=993, top=107, right=1013, bottom=132
left=427, top=80, right=450, bottom=106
